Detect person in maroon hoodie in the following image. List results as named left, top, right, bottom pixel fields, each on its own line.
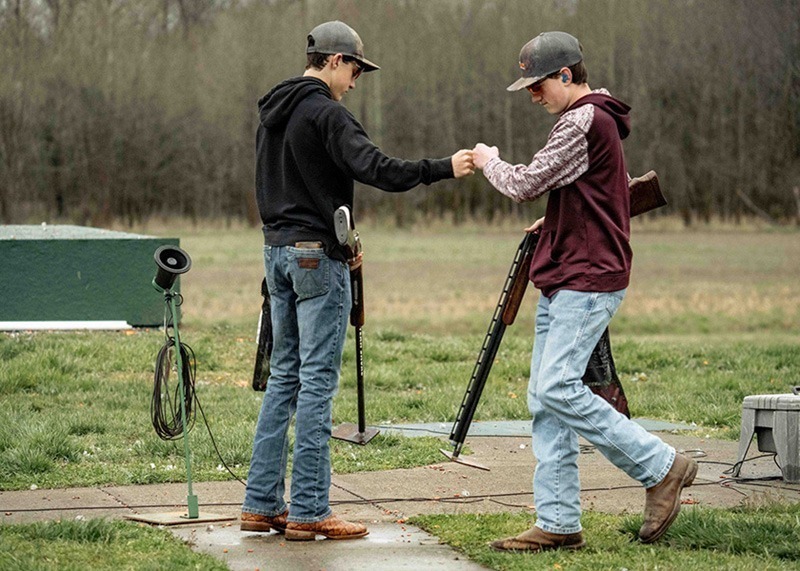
left=473, top=31, right=697, bottom=552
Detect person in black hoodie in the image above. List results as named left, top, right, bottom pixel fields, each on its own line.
left=472, top=32, right=697, bottom=552
left=241, top=20, right=474, bottom=541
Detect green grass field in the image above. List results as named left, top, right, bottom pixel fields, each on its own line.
left=2, top=224, right=797, bottom=490
left=412, top=502, right=800, bottom=571
left=1, top=222, right=798, bottom=569
left=0, top=519, right=226, bottom=570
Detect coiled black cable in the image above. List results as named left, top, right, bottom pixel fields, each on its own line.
left=151, top=299, right=197, bottom=440
left=149, top=293, right=245, bottom=483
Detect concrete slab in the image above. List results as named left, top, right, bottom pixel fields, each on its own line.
left=104, top=480, right=245, bottom=516
left=0, top=485, right=127, bottom=524
left=0, top=479, right=392, bottom=525
left=333, top=433, right=800, bottom=519
left=171, top=521, right=489, bottom=571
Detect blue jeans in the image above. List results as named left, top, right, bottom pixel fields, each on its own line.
left=243, top=245, right=351, bottom=524
left=528, top=289, right=675, bottom=534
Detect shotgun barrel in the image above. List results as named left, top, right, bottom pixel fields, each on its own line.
left=448, top=232, right=537, bottom=457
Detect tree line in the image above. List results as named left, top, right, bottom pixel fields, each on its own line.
left=0, top=0, right=798, bottom=227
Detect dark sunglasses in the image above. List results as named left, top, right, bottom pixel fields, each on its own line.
left=526, top=71, right=561, bottom=94
left=342, top=56, right=364, bottom=79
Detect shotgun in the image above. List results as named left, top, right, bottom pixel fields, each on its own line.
left=441, top=171, right=666, bottom=469
left=252, top=277, right=272, bottom=391
left=330, top=205, right=380, bottom=445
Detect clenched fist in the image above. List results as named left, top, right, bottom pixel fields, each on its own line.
left=451, top=149, right=475, bottom=178
left=472, top=143, right=499, bottom=170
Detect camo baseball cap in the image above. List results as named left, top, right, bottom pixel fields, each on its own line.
left=306, top=21, right=380, bottom=72
left=507, top=31, right=582, bottom=91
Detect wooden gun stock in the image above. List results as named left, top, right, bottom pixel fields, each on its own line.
left=501, top=235, right=536, bottom=326
left=629, top=170, right=666, bottom=217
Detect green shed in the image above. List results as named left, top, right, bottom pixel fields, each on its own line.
left=0, top=225, right=181, bottom=329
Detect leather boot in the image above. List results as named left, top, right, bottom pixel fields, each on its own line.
left=240, top=510, right=288, bottom=533
left=285, top=514, right=368, bottom=541
left=639, top=453, right=698, bottom=543
left=490, top=526, right=586, bottom=553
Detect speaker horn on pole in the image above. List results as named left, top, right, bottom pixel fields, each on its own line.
left=153, top=246, right=192, bottom=291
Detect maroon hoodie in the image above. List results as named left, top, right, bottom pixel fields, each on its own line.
left=483, top=90, right=632, bottom=297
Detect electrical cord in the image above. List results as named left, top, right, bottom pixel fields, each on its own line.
left=721, top=453, right=778, bottom=477
left=151, top=335, right=196, bottom=440
left=150, top=293, right=195, bottom=440
left=9, top=472, right=798, bottom=514
left=149, top=294, right=247, bottom=484
left=7, top=452, right=797, bottom=514
left=193, top=388, right=248, bottom=486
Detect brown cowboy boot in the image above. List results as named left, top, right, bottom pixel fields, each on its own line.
left=240, top=510, right=288, bottom=533
left=285, top=514, right=369, bottom=541
left=490, top=526, right=586, bottom=553
left=639, top=453, right=698, bottom=543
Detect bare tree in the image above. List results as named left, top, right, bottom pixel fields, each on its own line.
left=0, top=0, right=797, bottom=225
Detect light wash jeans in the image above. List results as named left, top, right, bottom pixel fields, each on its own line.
left=528, top=289, right=675, bottom=534
left=243, top=244, right=351, bottom=524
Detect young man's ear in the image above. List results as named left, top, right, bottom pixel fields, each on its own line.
left=561, top=69, right=571, bottom=84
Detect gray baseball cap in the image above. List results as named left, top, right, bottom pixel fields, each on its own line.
left=306, top=21, right=380, bottom=72
left=507, top=31, right=582, bottom=92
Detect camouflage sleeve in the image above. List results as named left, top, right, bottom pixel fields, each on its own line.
left=483, top=105, right=593, bottom=203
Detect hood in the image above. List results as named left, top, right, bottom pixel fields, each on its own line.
left=568, top=89, right=631, bottom=140
left=258, top=77, right=331, bottom=129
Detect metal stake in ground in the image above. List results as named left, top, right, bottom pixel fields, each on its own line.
left=331, top=206, right=380, bottom=445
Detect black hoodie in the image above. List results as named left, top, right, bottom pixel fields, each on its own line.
left=255, top=77, right=454, bottom=260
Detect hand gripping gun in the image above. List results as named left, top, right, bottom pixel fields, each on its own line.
left=441, top=171, right=666, bottom=470
left=331, top=205, right=380, bottom=445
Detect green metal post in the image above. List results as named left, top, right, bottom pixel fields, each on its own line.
left=148, top=280, right=200, bottom=519
left=165, top=288, right=199, bottom=519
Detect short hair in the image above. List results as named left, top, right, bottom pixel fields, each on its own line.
left=306, top=52, right=330, bottom=71
left=568, top=59, right=588, bottom=84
